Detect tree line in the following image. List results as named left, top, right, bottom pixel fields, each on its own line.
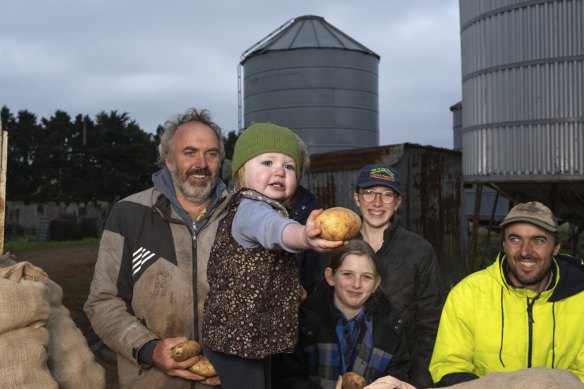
left=0, top=106, right=238, bottom=205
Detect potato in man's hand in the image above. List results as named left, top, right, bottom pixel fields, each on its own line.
left=171, top=340, right=217, bottom=378
left=188, top=356, right=217, bottom=377
left=171, top=340, right=201, bottom=361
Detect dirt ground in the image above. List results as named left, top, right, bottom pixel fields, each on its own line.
left=9, top=244, right=119, bottom=388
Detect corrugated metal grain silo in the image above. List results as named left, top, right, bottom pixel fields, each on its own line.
left=239, top=15, right=380, bottom=154
left=459, top=0, right=584, bottom=227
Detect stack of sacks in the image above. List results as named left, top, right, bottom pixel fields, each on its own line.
left=0, top=255, right=105, bottom=388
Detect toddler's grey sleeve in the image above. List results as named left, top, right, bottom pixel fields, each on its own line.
left=232, top=199, right=301, bottom=252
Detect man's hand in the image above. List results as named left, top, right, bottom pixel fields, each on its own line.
left=202, top=375, right=222, bottom=386
left=152, top=337, right=207, bottom=381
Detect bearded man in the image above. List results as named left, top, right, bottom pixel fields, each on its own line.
left=85, top=108, right=229, bottom=388
left=430, top=201, right=584, bottom=386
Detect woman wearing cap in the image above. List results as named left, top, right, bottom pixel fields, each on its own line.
left=352, top=164, right=444, bottom=389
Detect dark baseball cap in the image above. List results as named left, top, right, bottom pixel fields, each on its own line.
left=356, top=164, right=401, bottom=195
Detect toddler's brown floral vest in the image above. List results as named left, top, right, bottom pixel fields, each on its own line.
left=203, top=189, right=299, bottom=358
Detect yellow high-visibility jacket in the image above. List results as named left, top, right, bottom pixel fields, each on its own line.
left=430, top=253, right=584, bottom=385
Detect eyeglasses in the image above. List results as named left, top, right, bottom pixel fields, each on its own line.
left=359, top=190, right=397, bottom=204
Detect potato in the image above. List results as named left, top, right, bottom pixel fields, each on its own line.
left=171, top=340, right=202, bottom=362
left=342, top=372, right=367, bottom=389
left=188, top=356, right=217, bottom=377
left=314, top=207, right=361, bottom=241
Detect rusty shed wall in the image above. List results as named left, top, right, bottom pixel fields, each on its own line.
left=305, top=143, right=467, bottom=287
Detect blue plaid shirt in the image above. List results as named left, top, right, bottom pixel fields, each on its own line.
left=303, top=301, right=395, bottom=388
left=334, top=305, right=366, bottom=373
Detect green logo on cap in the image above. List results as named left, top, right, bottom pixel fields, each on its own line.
left=370, top=167, right=395, bottom=181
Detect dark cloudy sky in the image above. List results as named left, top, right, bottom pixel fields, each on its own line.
left=1, top=0, right=461, bottom=149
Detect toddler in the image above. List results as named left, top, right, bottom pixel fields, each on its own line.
left=202, top=122, right=343, bottom=389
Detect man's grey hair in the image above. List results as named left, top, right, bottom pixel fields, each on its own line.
left=157, top=108, right=224, bottom=167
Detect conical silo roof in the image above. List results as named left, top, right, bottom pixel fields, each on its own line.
left=241, top=15, right=379, bottom=64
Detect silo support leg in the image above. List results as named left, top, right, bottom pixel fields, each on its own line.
left=470, top=183, right=483, bottom=272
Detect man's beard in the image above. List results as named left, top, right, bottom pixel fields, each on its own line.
left=508, top=255, right=552, bottom=286
left=171, top=167, right=217, bottom=204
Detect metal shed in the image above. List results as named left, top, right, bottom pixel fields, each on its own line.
left=304, top=143, right=466, bottom=288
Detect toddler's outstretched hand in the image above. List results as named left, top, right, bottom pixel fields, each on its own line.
left=304, top=209, right=345, bottom=252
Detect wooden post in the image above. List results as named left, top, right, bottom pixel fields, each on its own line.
left=0, top=119, right=7, bottom=254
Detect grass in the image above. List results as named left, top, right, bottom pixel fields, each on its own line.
left=61, top=276, right=95, bottom=307
left=4, top=237, right=99, bottom=311
left=4, top=237, right=99, bottom=253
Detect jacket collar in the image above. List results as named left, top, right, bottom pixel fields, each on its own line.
left=549, top=254, right=584, bottom=302
left=362, top=214, right=401, bottom=252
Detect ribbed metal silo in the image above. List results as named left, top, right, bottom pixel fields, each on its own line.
left=239, top=15, right=380, bottom=154
left=460, top=0, right=584, bottom=181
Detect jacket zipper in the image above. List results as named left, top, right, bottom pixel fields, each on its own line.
left=525, top=295, right=540, bottom=367
left=192, top=223, right=198, bottom=342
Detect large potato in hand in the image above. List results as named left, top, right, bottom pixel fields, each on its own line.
left=188, top=356, right=217, bottom=377
left=343, top=372, right=367, bottom=389
left=314, top=207, right=361, bottom=241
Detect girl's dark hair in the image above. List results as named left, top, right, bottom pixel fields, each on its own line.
left=328, top=239, right=380, bottom=278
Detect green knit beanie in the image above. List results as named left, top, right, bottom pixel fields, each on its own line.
left=232, top=122, right=301, bottom=179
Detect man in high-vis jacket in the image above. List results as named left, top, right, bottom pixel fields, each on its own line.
left=430, top=201, right=584, bottom=386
